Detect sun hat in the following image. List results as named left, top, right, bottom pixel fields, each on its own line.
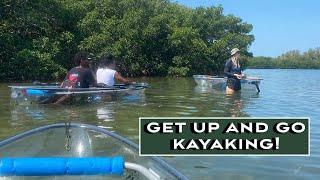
left=230, top=48, right=240, bottom=56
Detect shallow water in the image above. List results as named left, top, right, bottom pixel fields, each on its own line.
left=0, top=69, right=319, bottom=179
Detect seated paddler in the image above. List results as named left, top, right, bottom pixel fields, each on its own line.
left=96, top=54, right=132, bottom=87
left=61, top=52, right=96, bottom=88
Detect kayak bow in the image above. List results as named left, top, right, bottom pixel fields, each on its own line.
left=0, top=123, right=188, bottom=180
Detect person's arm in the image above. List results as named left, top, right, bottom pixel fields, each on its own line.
left=60, top=73, right=69, bottom=87
left=224, top=61, right=235, bottom=77
left=114, top=72, right=130, bottom=84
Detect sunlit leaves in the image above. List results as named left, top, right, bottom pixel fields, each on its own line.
left=1, top=0, right=254, bottom=80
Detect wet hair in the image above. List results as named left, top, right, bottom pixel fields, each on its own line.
left=74, top=52, right=91, bottom=66
left=99, top=54, right=115, bottom=67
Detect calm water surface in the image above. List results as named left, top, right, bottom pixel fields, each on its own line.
left=0, top=69, right=319, bottom=179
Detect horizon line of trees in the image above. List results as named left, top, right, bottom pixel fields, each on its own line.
left=248, top=48, right=320, bottom=69
left=1, top=0, right=254, bottom=81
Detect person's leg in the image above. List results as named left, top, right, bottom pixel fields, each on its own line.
left=53, top=95, right=70, bottom=104
left=226, top=79, right=235, bottom=94
left=226, top=86, right=235, bottom=94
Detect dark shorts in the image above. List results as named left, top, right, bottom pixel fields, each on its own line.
left=227, top=78, right=241, bottom=91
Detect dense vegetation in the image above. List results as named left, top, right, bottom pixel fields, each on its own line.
left=248, top=48, right=320, bottom=69
left=1, top=0, right=254, bottom=81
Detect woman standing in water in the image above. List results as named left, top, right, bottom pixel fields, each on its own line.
left=224, top=48, right=244, bottom=94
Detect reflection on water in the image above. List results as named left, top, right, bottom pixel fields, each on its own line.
left=96, top=105, right=115, bottom=131
left=194, top=84, right=260, bottom=117
left=1, top=69, right=320, bottom=179
left=97, top=107, right=114, bottom=121
left=225, top=93, right=244, bottom=117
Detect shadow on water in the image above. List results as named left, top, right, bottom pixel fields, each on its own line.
left=194, top=84, right=260, bottom=117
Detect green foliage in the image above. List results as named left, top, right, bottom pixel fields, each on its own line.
left=12, top=49, right=66, bottom=80
left=248, top=48, right=320, bottom=69
left=1, top=0, right=254, bottom=81
left=0, top=0, right=83, bottom=81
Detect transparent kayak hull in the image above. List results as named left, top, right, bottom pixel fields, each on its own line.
left=193, top=75, right=262, bottom=92
left=9, top=85, right=147, bottom=104
left=0, top=123, right=188, bottom=180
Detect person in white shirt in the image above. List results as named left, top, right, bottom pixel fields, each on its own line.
left=96, top=54, right=130, bottom=87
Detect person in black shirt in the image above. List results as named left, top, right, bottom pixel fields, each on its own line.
left=224, top=48, right=244, bottom=94
left=53, top=52, right=96, bottom=104
left=61, top=52, right=96, bottom=88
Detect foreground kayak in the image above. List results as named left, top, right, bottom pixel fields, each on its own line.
left=9, top=83, right=149, bottom=104
left=193, top=75, right=262, bottom=92
left=0, top=123, right=188, bottom=180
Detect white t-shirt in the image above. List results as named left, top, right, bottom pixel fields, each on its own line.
left=96, top=68, right=116, bottom=86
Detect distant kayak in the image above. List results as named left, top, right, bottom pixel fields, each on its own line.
left=9, top=83, right=150, bottom=104
left=0, top=123, right=188, bottom=180
left=193, top=75, right=262, bottom=92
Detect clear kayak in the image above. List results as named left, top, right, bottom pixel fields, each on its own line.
left=193, top=75, right=262, bottom=92
left=9, top=83, right=149, bottom=104
left=0, top=123, right=188, bottom=180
